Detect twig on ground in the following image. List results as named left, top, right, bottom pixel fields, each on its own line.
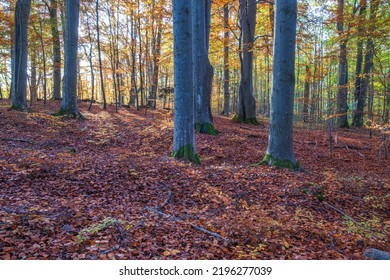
left=145, top=206, right=230, bottom=243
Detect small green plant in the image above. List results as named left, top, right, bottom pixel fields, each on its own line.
left=77, top=217, right=132, bottom=244
left=300, top=184, right=324, bottom=201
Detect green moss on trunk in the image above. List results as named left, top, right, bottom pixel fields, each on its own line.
left=172, top=144, right=201, bottom=164
left=259, top=154, right=300, bottom=170
left=53, top=108, right=84, bottom=120
left=195, top=122, right=219, bottom=135
left=232, top=114, right=260, bottom=125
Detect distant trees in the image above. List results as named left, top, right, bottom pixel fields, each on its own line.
left=262, top=0, right=299, bottom=169
left=171, top=0, right=199, bottom=164
left=11, top=0, right=31, bottom=110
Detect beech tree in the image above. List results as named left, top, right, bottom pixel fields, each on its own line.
left=262, top=0, right=299, bottom=169
left=336, top=0, right=349, bottom=128
left=171, top=0, right=199, bottom=163
left=233, top=0, right=259, bottom=125
left=57, top=0, right=82, bottom=118
left=11, top=0, right=31, bottom=110
left=192, top=0, right=218, bottom=135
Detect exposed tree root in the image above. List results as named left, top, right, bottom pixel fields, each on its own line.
left=53, top=108, right=85, bottom=120
left=231, top=115, right=260, bottom=125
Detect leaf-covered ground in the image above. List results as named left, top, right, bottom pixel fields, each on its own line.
left=0, top=100, right=389, bottom=260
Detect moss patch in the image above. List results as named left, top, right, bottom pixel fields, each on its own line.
left=195, top=122, right=219, bottom=136
left=172, top=144, right=201, bottom=164
left=232, top=114, right=260, bottom=125
left=257, top=154, right=300, bottom=170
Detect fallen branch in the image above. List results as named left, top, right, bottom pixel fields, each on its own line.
left=323, top=202, right=358, bottom=223
left=0, top=138, right=36, bottom=144
left=145, top=206, right=171, bottom=219
left=334, top=145, right=370, bottom=150
left=191, top=225, right=229, bottom=242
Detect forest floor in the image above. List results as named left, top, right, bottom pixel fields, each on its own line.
left=0, top=100, right=389, bottom=260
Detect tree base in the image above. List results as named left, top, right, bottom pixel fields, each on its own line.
left=9, top=104, right=28, bottom=112
left=231, top=114, right=260, bottom=125
left=257, top=154, right=300, bottom=170
left=195, top=122, right=219, bottom=136
left=53, top=108, right=84, bottom=120
left=172, top=144, right=201, bottom=164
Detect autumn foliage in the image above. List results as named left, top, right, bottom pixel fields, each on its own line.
left=0, top=100, right=388, bottom=260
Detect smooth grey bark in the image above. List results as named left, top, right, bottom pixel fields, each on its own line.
left=222, top=4, right=230, bottom=116
left=263, top=0, right=298, bottom=168
left=172, top=0, right=199, bottom=164
left=353, top=0, right=378, bottom=127
left=59, top=0, right=82, bottom=117
left=336, top=0, right=349, bottom=128
left=49, top=0, right=62, bottom=100
left=235, top=0, right=258, bottom=124
left=11, top=0, right=31, bottom=110
left=192, top=0, right=216, bottom=135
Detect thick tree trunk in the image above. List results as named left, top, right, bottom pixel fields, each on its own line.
left=262, top=0, right=298, bottom=169
left=11, top=0, right=31, bottom=110
left=353, top=0, right=378, bottom=127
left=59, top=0, right=82, bottom=118
left=336, top=0, right=349, bottom=128
left=192, top=0, right=217, bottom=135
left=235, top=0, right=258, bottom=124
left=222, top=4, right=230, bottom=116
left=50, top=0, right=62, bottom=100
left=172, top=0, right=199, bottom=164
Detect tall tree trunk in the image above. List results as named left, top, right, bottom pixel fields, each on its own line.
left=262, top=0, right=298, bottom=169
left=222, top=4, right=230, bottom=116
left=148, top=1, right=163, bottom=110
left=303, top=65, right=310, bottom=122
left=11, top=0, right=31, bottom=110
left=96, top=0, right=106, bottom=110
left=39, top=19, right=47, bottom=104
left=82, top=2, right=95, bottom=111
left=58, top=0, right=82, bottom=118
left=353, top=0, right=378, bottom=127
left=30, top=48, right=37, bottom=104
left=49, top=0, right=62, bottom=100
left=172, top=0, right=199, bottom=164
left=336, top=0, right=349, bottom=128
left=235, top=0, right=259, bottom=125
left=192, top=0, right=217, bottom=135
